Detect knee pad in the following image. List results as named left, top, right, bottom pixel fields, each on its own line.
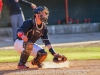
left=37, top=49, right=47, bottom=62
left=32, top=49, right=47, bottom=65
left=23, top=41, right=33, bottom=54
left=37, top=49, right=47, bottom=55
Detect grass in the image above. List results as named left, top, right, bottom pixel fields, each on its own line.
left=0, top=47, right=100, bottom=63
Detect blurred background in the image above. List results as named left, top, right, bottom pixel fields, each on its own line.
left=1, top=0, right=100, bottom=27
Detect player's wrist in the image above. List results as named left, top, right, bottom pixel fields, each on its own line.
left=54, top=53, right=59, bottom=56
left=49, top=47, right=56, bottom=56
left=18, top=32, right=24, bottom=38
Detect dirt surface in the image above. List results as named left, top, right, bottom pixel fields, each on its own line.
left=0, top=33, right=100, bottom=75
left=0, top=42, right=100, bottom=75
left=0, top=60, right=100, bottom=75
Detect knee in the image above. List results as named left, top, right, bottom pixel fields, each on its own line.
left=23, top=41, right=33, bottom=53
left=31, top=49, right=47, bottom=65
left=37, top=49, right=47, bottom=57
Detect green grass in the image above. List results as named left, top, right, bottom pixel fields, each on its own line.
left=0, top=47, right=100, bottom=63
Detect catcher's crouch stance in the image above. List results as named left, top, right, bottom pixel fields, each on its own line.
left=14, top=6, right=67, bottom=69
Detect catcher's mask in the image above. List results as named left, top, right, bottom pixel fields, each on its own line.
left=33, top=6, right=49, bottom=23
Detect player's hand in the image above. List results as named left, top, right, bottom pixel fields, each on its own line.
left=54, top=53, right=59, bottom=56
left=53, top=54, right=67, bottom=63
left=21, top=35, right=28, bottom=42
left=31, top=3, right=37, bottom=9
left=15, top=0, right=19, bottom=2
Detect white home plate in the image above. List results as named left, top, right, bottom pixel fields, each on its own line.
left=43, top=61, right=69, bottom=68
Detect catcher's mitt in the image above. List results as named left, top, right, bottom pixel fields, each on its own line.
left=53, top=54, right=67, bottom=63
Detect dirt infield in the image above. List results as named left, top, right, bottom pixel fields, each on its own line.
left=0, top=33, right=100, bottom=75
left=0, top=43, right=100, bottom=75
left=0, top=60, right=100, bottom=75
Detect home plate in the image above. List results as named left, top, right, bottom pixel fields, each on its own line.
left=43, top=61, right=69, bottom=68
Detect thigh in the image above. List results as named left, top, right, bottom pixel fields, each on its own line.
left=14, top=39, right=24, bottom=54
left=31, top=43, right=43, bottom=56
left=10, top=15, right=18, bottom=29
left=10, top=15, right=18, bottom=39
left=14, top=41, right=43, bottom=56
left=18, top=14, right=25, bottom=27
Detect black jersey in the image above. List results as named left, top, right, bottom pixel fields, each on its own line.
left=17, top=18, right=49, bottom=44
left=6, top=0, right=32, bottom=15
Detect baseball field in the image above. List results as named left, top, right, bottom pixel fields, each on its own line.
left=0, top=42, right=100, bottom=75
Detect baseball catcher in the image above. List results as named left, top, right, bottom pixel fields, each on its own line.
left=14, top=6, right=67, bottom=69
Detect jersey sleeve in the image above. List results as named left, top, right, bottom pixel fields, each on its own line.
left=20, top=0, right=32, bottom=5
left=17, top=19, right=32, bottom=34
left=41, top=28, right=51, bottom=45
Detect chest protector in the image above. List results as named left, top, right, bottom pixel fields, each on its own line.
left=26, top=20, right=46, bottom=43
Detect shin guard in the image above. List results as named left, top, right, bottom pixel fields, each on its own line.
left=18, top=41, right=33, bottom=65
left=31, top=49, right=47, bottom=65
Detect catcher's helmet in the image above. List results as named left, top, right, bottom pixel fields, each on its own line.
left=33, top=6, right=49, bottom=23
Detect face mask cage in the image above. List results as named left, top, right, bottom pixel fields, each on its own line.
left=40, top=9, right=49, bottom=23
left=33, top=6, right=49, bottom=23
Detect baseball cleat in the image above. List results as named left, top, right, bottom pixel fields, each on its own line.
left=31, top=60, right=44, bottom=68
left=37, top=63, right=44, bottom=68
left=31, top=54, right=47, bottom=68
left=17, top=64, right=29, bottom=69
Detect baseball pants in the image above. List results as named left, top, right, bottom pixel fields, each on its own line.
left=10, top=13, right=25, bottom=42
left=14, top=39, right=43, bottom=56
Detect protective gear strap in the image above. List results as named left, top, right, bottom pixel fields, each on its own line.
left=49, top=47, right=56, bottom=55
left=19, top=50, right=30, bottom=65
left=23, top=41, right=33, bottom=53
left=19, top=41, right=33, bottom=65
